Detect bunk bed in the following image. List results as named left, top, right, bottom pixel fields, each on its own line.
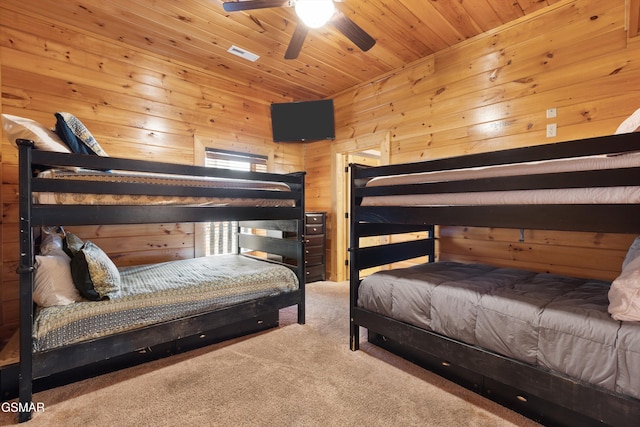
left=15, top=139, right=307, bottom=422
left=349, top=132, right=640, bottom=427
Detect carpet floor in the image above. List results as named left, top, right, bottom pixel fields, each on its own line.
left=0, top=281, right=541, bottom=426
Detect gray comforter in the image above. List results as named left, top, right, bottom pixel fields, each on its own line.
left=357, top=261, right=640, bottom=399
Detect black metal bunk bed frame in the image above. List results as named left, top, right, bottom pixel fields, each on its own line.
left=16, top=139, right=307, bottom=422
left=349, top=132, right=640, bottom=427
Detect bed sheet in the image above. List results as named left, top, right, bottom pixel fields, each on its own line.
left=34, top=168, right=295, bottom=207
left=362, top=153, right=640, bottom=206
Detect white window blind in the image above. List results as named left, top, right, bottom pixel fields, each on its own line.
left=204, top=149, right=268, bottom=255
left=205, top=149, right=268, bottom=173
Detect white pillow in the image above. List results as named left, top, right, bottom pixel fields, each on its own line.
left=615, top=108, right=640, bottom=134
left=608, top=236, right=640, bottom=321
left=1, top=114, right=71, bottom=152
left=622, top=236, right=640, bottom=270
left=34, top=252, right=80, bottom=307
left=40, top=234, right=63, bottom=255
left=609, top=255, right=640, bottom=321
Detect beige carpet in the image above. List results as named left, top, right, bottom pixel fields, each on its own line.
left=0, top=281, right=541, bottom=426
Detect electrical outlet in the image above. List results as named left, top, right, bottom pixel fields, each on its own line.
left=546, top=123, right=557, bottom=138
left=546, top=108, right=557, bottom=119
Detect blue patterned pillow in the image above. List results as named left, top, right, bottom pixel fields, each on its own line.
left=54, top=112, right=108, bottom=156
left=70, top=241, right=120, bottom=301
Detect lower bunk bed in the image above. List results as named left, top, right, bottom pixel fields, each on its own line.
left=13, top=139, right=307, bottom=422
left=349, top=132, right=640, bottom=427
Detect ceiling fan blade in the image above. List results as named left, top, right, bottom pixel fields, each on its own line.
left=222, top=0, right=290, bottom=12
left=284, top=22, right=308, bottom=60
left=331, top=12, right=376, bottom=52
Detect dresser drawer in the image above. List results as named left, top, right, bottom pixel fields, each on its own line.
left=305, top=244, right=323, bottom=257
left=306, top=264, right=325, bottom=282
left=305, top=253, right=323, bottom=266
left=305, top=213, right=325, bottom=225
left=305, top=224, right=324, bottom=235
left=305, top=234, right=324, bottom=246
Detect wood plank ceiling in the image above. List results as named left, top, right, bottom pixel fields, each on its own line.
left=4, top=0, right=606, bottom=101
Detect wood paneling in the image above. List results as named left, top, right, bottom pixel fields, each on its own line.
left=0, top=0, right=572, bottom=102
left=439, top=227, right=634, bottom=281
left=629, top=0, right=640, bottom=37
left=309, top=0, right=640, bottom=282
left=304, top=139, right=333, bottom=278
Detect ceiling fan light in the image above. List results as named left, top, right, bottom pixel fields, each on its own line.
left=295, top=0, right=335, bottom=29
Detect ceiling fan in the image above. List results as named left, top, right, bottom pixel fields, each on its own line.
left=222, top=0, right=376, bottom=60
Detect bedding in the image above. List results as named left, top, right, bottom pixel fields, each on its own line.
left=362, top=186, right=640, bottom=206
left=1, top=114, right=71, bottom=153
left=357, top=261, right=639, bottom=399
left=69, top=241, right=121, bottom=301
left=33, top=229, right=81, bottom=307
left=54, top=112, right=109, bottom=156
left=608, top=236, right=640, bottom=321
left=34, top=168, right=295, bottom=207
left=33, top=254, right=299, bottom=352
left=616, top=107, right=640, bottom=134
left=33, top=254, right=79, bottom=307
left=362, top=152, right=640, bottom=206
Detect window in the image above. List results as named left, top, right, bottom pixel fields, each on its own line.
left=204, top=149, right=268, bottom=255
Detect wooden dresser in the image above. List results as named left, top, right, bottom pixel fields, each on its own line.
left=303, top=212, right=326, bottom=282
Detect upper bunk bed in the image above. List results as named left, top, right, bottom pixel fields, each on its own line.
left=12, top=122, right=307, bottom=422
left=349, top=131, right=640, bottom=427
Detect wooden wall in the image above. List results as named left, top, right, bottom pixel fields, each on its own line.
left=0, top=6, right=303, bottom=339
left=306, top=0, right=640, bottom=282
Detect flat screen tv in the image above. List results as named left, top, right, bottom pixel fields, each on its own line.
left=270, top=99, right=335, bottom=142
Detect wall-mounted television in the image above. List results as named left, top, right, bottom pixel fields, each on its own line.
left=270, top=99, right=335, bottom=142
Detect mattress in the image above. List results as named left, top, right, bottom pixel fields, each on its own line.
left=357, top=261, right=640, bottom=399
left=34, top=168, right=295, bottom=207
left=33, top=255, right=299, bottom=351
left=362, top=153, right=640, bottom=206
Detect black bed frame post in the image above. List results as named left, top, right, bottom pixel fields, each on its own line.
left=297, top=172, right=306, bottom=325
left=428, top=224, right=436, bottom=262
left=349, top=164, right=361, bottom=351
left=16, top=139, right=35, bottom=422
